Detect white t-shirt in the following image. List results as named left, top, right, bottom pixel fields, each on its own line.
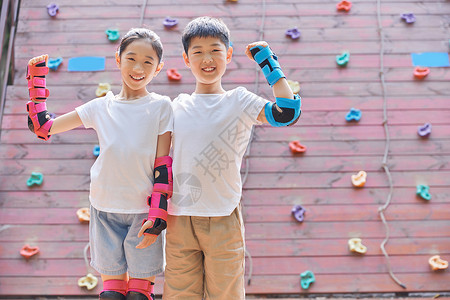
left=170, top=87, right=268, bottom=217
left=75, top=91, right=173, bottom=214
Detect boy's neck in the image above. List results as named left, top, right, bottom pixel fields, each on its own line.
left=194, top=81, right=226, bottom=95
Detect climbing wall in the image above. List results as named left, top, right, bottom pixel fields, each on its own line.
left=0, top=0, right=449, bottom=297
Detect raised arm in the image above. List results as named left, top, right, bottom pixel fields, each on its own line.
left=245, top=41, right=302, bottom=126
left=26, top=54, right=82, bottom=140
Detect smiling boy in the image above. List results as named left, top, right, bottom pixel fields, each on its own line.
left=164, top=17, right=301, bottom=299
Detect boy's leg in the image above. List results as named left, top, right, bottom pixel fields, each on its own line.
left=202, top=205, right=246, bottom=300
left=163, top=215, right=204, bottom=300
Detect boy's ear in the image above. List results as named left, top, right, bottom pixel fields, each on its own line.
left=115, top=52, right=120, bottom=67
left=226, top=46, right=233, bottom=64
left=182, top=52, right=190, bottom=68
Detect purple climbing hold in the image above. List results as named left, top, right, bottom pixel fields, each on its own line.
left=163, top=17, right=178, bottom=29
left=418, top=123, right=431, bottom=137
left=401, top=13, right=416, bottom=24
left=291, top=205, right=306, bottom=222
left=47, top=3, right=59, bottom=17
left=285, top=27, right=301, bottom=40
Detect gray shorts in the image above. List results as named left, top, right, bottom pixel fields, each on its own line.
left=89, top=206, right=164, bottom=278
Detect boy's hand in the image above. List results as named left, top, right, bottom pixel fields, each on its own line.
left=136, top=220, right=157, bottom=249
left=245, top=41, right=269, bottom=61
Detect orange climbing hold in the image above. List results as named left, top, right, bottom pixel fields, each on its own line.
left=20, top=244, right=40, bottom=259
left=351, top=171, right=367, bottom=187
left=77, top=207, right=90, bottom=223
left=429, top=255, right=448, bottom=271
left=413, top=66, right=430, bottom=79
left=167, top=68, right=182, bottom=81
left=289, top=141, right=307, bottom=154
left=336, top=0, right=352, bottom=12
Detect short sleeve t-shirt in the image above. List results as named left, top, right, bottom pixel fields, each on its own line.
left=75, top=91, right=173, bottom=214
left=170, top=87, right=268, bottom=217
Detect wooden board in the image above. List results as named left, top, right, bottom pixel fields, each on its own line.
left=1, top=0, right=449, bottom=297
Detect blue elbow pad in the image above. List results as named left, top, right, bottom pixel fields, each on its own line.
left=265, top=94, right=302, bottom=127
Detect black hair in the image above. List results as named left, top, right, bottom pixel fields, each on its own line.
left=118, top=28, right=163, bottom=64
left=181, top=16, right=230, bottom=54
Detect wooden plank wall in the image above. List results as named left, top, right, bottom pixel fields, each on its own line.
left=1, top=0, right=449, bottom=298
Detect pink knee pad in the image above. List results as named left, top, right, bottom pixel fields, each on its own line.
left=127, top=278, right=154, bottom=300
left=100, top=279, right=127, bottom=299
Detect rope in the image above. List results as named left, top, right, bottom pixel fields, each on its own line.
left=83, top=242, right=93, bottom=274
left=242, top=0, right=267, bottom=286
left=376, top=0, right=407, bottom=289
left=139, top=0, right=148, bottom=27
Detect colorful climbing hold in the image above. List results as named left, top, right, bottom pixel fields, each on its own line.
left=429, top=255, right=448, bottom=271
left=285, top=27, right=301, bottom=40
left=348, top=238, right=367, bottom=254
left=336, top=0, right=352, bottom=12
left=93, top=145, right=100, bottom=157
left=47, top=3, right=59, bottom=17
left=289, top=141, right=307, bottom=154
left=351, top=171, right=367, bottom=187
left=20, top=244, right=40, bottom=259
left=163, top=17, right=178, bottom=29
left=400, top=13, right=416, bottom=24
left=417, top=123, right=432, bottom=137
left=345, top=108, right=361, bottom=122
left=95, top=83, right=111, bottom=97
left=48, top=57, right=63, bottom=71
left=77, top=208, right=90, bottom=223
left=167, top=68, right=182, bottom=81
left=416, top=184, right=431, bottom=201
left=105, top=29, right=120, bottom=42
left=27, top=172, right=44, bottom=187
left=78, top=273, right=98, bottom=290
left=291, top=205, right=306, bottom=222
left=300, top=270, right=315, bottom=290
left=287, top=80, right=300, bottom=94
left=413, top=66, right=430, bottom=79
left=336, top=51, right=350, bottom=67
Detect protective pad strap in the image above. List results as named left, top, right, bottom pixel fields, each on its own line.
left=146, top=208, right=168, bottom=221
left=153, top=155, right=173, bottom=198
left=26, top=60, right=49, bottom=102
left=265, top=94, right=302, bottom=127
left=250, top=45, right=285, bottom=87
left=26, top=62, right=49, bottom=78
left=29, top=88, right=50, bottom=102
left=102, top=279, right=127, bottom=297
left=144, top=191, right=168, bottom=236
left=35, top=119, right=53, bottom=140
left=127, top=279, right=154, bottom=300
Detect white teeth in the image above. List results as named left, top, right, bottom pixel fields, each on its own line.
left=131, top=75, right=144, bottom=80
left=203, top=67, right=215, bottom=72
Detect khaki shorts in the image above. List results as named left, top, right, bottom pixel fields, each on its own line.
left=163, top=205, right=245, bottom=300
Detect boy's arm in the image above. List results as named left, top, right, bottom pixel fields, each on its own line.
left=137, top=131, right=172, bottom=249
left=245, top=42, right=301, bottom=126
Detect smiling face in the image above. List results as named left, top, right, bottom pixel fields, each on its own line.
left=183, top=36, right=233, bottom=94
left=116, top=39, right=164, bottom=98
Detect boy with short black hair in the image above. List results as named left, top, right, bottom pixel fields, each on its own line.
left=164, top=16, right=301, bottom=299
